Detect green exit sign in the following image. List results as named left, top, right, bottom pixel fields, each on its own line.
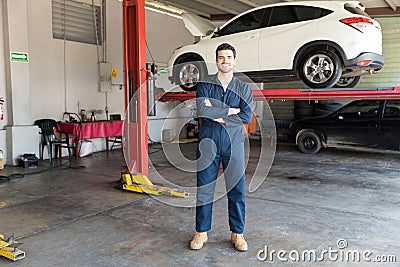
left=10, top=52, right=29, bottom=63
left=159, top=68, right=168, bottom=74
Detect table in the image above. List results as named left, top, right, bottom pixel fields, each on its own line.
left=58, top=121, right=123, bottom=157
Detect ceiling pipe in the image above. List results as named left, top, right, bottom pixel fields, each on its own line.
left=102, top=0, right=107, bottom=62
left=236, top=0, right=259, bottom=8
left=193, top=0, right=240, bottom=15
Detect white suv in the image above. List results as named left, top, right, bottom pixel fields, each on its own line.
left=167, top=1, right=384, bottom=91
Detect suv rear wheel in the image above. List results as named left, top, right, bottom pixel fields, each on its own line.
left=299, top=50, right=342, bottom=88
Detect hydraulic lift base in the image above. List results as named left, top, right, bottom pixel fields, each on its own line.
left=121, top=173, right=188, bottom=198
left=0, top=247, right=25, bottom=261
left=0, top=234, right=25, bottom=261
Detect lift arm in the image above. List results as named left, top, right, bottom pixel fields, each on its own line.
left=158, top=86, right=400, bottom=102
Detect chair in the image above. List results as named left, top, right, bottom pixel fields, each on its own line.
left=107, top=114, right=122, bottom=150
left=34, top=119, right=73, bottom=163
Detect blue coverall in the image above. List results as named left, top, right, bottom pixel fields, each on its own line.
left=196, top=74, right=254, bottom=234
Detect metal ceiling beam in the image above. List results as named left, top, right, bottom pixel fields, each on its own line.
left=236, top=0, right=260, bottom=8
left=145, top=5, right=182, bottom=17
left=366, top=7, right=400, bottom=15
left=210, top=13, right=235, bottom=20
left=193, top=0, right=240, bottom=15
left=384, top=0, right=397, bottom=11
left=151, top=0, right=211, bottom=17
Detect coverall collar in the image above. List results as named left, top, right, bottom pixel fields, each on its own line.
left=208, top=74, right=238, bottom=90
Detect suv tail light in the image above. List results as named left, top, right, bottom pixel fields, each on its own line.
left=357, top=60, right=372, bottom=66
left=340, top=17, right=373, bottom=32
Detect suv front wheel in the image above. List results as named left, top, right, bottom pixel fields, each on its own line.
left=299, top=50, right=342, bottom=88
left=174, top=61, right=206, bottom=91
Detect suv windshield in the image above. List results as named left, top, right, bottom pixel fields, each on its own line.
left=344, top=3, right=370, bottom=17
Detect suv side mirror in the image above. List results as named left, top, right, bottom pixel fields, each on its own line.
left=213, top=27, right=221, bottom=38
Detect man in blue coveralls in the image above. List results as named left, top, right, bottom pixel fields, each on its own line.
left=190, top=43, right=254, bottom=251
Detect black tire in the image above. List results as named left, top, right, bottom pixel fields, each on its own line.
left=299, top=50, right=342, bottom=88
left=174, top=61, right=206, bottom=91
left=316, top=100, right=336, bottom=104
left=334, top=76, right=362, bottom=88
left=294, top=100, right=315, bottom=109
left=274, top=119, right=291, bottom=129
left=297, top=131, right=322, bottom=154
left=316, top=102, right=343, bottom=112
left=294, top=107, right=314, bottom=116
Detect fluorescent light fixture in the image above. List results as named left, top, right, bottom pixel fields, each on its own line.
left=116, top=0, right=184, bottom=19
left=145, top=0, right=185, bottom=17
left=145, top=6, right=182, bottom=19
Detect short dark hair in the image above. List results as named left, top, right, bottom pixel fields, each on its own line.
left=216, top=43, right=236, bottom=59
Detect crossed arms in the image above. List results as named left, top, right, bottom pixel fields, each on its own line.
left=196, top=82, right=253, bottom=127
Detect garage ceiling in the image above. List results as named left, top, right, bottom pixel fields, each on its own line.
left=145, top=0, right=400, bottom=19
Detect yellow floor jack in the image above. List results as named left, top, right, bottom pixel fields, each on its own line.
left=121, top=172, right=189, bottom=198
left=0, top=233, right=25, bottom=261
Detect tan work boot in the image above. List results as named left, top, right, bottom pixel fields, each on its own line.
left=189, top=232, right=208, bottom=250
left=231, top=232, right=248, bottom=251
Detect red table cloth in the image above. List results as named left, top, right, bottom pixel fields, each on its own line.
left=58, top=120, right=123, bottom=156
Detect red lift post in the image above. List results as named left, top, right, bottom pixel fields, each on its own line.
left=123, top=0, right=148, bottom=176
left=121, top=0, right=187, bottom=197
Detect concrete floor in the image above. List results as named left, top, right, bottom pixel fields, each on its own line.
left=0, top=141, right=399, bottom=266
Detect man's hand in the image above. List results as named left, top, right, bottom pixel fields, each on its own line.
left=204, top=99, right=212, bottom=107
left=228, top=108, right=240, bottom=116
left=204, top=98, right=236, bottom=122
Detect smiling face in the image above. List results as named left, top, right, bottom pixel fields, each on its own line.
left=216, top=49, right=236, bottom=74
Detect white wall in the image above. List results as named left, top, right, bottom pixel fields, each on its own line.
left=145, top=10, right=195, bottom=143
left=27, top=0, right=123, bottom=122
left=145, top=10, right=194, bottom=65
left=0, top=0, right=194, bottom=163
left=26, top=1, right=193, bottom=123
left=0, top=1, right=8, bottom=161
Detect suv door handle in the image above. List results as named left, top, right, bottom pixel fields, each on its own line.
left=247, top=33, right=260, bottom=39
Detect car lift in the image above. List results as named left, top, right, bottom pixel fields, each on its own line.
left=0, top=233, right=25, bottom=261
left=121, top=0, right=400, bottom=198
left=121, top=172, right=187, bottom=197
left=121, top=0, right=187, bottom=197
